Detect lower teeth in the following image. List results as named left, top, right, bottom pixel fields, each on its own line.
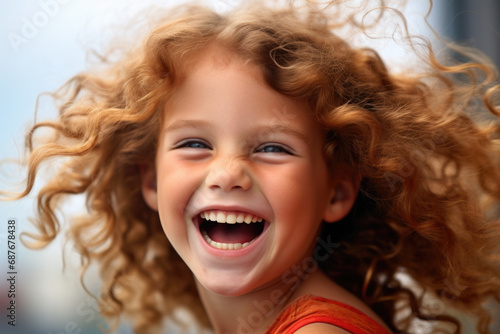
left=201, top=230, right=255, bottom=250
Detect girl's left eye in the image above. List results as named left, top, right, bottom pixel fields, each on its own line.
left=256, top=144, right=293, bottom=154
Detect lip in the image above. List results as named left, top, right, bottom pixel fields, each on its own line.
left=192, top=207, right=270, bottom=258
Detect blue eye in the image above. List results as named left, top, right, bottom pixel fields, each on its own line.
left=176, top=140, right=211, bottom=149
left=256, top=144, right=293, bottom=154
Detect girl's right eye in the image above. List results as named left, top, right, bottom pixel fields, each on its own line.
left=174, top=139, right=211, bottom=150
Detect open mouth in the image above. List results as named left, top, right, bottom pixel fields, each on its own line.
left=198, top=210, right=266, bottom=250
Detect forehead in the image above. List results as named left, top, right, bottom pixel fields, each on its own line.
left=180, top=46, right=265, bottom=92
left=160, top=45, right=327, bottom=155
left=166, top=45, right=315, bottom=122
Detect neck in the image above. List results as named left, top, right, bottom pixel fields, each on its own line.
left=196, top=277, right=300, bottom=334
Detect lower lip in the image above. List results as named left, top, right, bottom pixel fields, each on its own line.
left=194, top=218, right=269, bottom=258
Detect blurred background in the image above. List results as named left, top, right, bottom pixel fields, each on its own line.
left=442, top=0, right=499, bottom=68
left=0, top=0, right=499, bottom=333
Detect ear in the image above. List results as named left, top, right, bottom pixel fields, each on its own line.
left=140, top=164, right=158, bottom=211
left=322, top=176, right=359, bottom=223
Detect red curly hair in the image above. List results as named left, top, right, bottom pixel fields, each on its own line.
left=5, top=1, right=500, bottom=333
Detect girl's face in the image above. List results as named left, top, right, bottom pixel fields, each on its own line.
left=142, top=49, right=354, bottom=296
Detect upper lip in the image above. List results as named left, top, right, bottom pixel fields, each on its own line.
left=193, top=205, right=269, bottom=222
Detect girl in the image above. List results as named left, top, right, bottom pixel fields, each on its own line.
left=5, top=0, right=500, bottom=333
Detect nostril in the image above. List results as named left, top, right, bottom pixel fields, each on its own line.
left=205, top=162, right=252, bottom=191
left=206, top=170, right=231, bottom=189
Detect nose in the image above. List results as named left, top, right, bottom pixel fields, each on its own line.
left=205, top=155, right=252, bottom=192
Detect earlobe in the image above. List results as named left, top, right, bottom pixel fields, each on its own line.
left=140, top=164, right=159, bottom=211
left=322, top=179, right=359, bottom=223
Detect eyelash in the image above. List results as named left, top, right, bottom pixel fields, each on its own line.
left=174, top=140, right=294, bottom=155
left=175, top=139, right=212, bottom=150
left=255, top=144, right=293, bottom=155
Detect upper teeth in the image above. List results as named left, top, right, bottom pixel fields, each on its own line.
left=200, top=210, right=263, bottom=224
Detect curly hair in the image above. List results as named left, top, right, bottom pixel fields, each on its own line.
left=7, top=0, right=500, bottom=333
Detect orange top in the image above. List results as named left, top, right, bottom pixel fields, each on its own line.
left=265, top=295, right=391, bottom=334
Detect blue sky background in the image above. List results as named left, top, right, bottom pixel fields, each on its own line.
left=0, top=1, right=444, bottom=333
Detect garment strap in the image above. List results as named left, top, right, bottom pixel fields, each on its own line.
left=265, top=295, right=390, bottom=334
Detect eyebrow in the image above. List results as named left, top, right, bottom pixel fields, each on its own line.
left=254, top=124, right=307, bottom=142
left=164, top=119, right=210, bottom=132
left=163, top=119, right=307, bottom=142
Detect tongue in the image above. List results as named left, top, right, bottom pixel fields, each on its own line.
left=207, top=223, right=262, bottom=244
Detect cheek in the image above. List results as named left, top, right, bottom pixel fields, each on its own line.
left=260, top=163, right=328, bottom=223
left=155, top=159, right=202, bottom=231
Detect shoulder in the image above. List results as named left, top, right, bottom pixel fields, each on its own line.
left=296, top=271, right=388, bottom=327
left=294, top=323, right=351, bottom=334
left=291, top=271, right=391, bottom=332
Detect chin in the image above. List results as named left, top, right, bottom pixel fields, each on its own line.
left=198, top=274, right=256, bottom=297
